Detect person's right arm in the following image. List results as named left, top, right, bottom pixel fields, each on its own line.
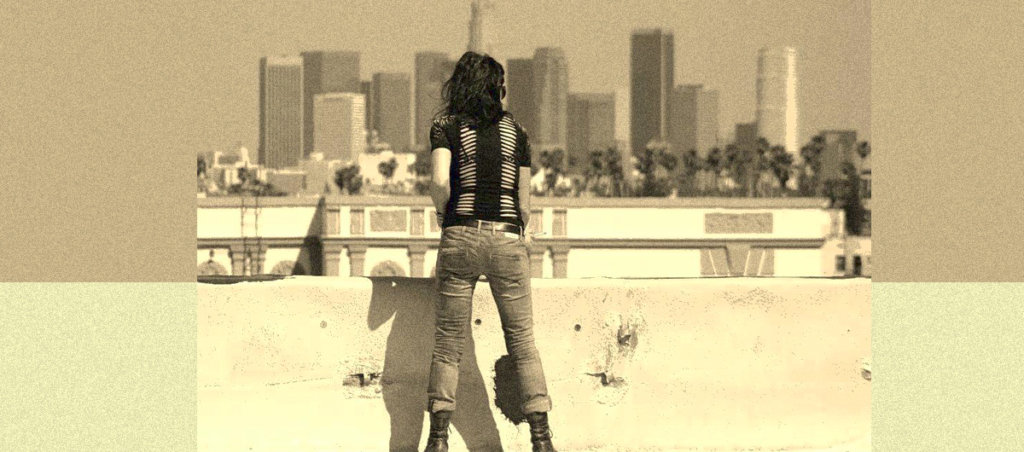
left=428, top=119, right=452, bottom=225
left=518, top=166, right=531, bottom=229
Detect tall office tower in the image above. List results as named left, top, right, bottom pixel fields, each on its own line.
left=313, top=93, right=367, bottom=163
left=467, top=0, right=493, bottom=54
left=756, top=47, right=799, bottom=158
left=301, top=51, right=360, bottom=158
left=669, top=84, right=719, bottom=158
left=360, top=80, right=374, bottom=134
left=415, top=52, right=455, bottom=149
left=371, top=73, right=412, bottom=152
left=506, top=58, right=537, bottom=135
left=567, top=93, right=616, bottom=168
left=630, top=28, right=674, bottom=154
left=259, top=55, right=304, bottom=169
left=818, top=130, right=857, bottom=181
left=532, top=47, right=568, bottom=153
left=735, top=122, right=758, bottom=149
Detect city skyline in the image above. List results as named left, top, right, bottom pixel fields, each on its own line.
left=185, top=1, right=868, bottom=156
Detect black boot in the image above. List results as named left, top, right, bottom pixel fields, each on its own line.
left=423, top=410, right=452, bottom=452
left=526, top=412, right=557, bottom=452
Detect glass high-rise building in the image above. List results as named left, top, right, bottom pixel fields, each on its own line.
left=532, top=47, right=568, bottom=153
left=314, top=93, right=366, bottom=163
left=301, top=51, right=360, bottom=158
left=819, top=130, right=857, bottom=182
left=567, top=92, right=616, bottom=169
left=415, top=52, right=455, bottom=149
left=360, top=80, right=374, bottom=133
left=259, top=55, right=304, bottom=169
left=735, top=122, right=759, bottom=149
left=670, top=84, right=719, bottom=158
left=756, top=47, right=799, bottom=158
left=630, top=28, right=674, bottom=154
left=506, top=58, right=537, bottom=136
left=371, top=73, right=412, bottom=152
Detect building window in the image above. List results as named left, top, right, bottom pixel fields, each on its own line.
left=853, top=255, right=863, bottom=276
left=836, top=255, right=847, bottom=273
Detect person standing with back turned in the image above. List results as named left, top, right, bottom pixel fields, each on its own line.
left=423, top=51, right=557, bottom=452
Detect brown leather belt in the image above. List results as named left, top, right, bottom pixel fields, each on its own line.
left=447, top=218, right=523, bottom=235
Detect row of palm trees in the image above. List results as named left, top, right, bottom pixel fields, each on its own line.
left=531, top=136, right=870, bottom=203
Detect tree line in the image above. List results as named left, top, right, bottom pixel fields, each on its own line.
left=198, top=134, right=871, bottom=235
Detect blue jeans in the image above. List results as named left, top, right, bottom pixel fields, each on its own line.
left=428, top=225, right=552, bottom=415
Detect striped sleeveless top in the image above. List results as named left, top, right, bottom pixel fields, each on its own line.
left=429, top=112, right=533, bottom=229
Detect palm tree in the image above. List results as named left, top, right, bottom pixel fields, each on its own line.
left=538, top=149, right=568, bottom=195
left=633, top=142, right=675, bottom=197
left=412, top=150, right=432, bottom=195
left=335, top=164, right=363, bottom=195
left=840, top=160, right=866, bottom=234
left=197, top=155, right=207, bottom=178
left=857, top=141, right=871, bottom=160
left=679, top=149, right=701, bottom=196
left=746, top=138, right=772, bottom=197
left=799, top=135, right=826, bottom=196
left=378, top=157, right=398, bottom=185
left=602, top=147, right=625, bottom=197
left=583, top=150, right=603, bottom=195
left=705, top=147, right=723, bottom=194
left=722, top=143, right=750, bottom=196
left=768, top=145, right=794, bottom=196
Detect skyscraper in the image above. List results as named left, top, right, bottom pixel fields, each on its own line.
left=259, top=55, right=304, bottom=169
left=532, top=47, right=568, bottom=153
left=360, top=80, right=374, bottom=133
left=415, top=52, right=455, bottom=149
left=506, top=58, right=537, bottom=135
left=756, top=47, right=799, bottom=158
left=567, top=92, right=616, bottom=169
left=467, top=0, right=492, bottom=54
left=735, top=122, right=758, bottom=149
left=669, top=84, right=719, bottom=158
left=301, top=51, right=360, bottom=158
left=630, top=28, right=674, bottom=154
left=818, top=130, right=857, bottom=181
left=314, top=93, right=366, bottom=163
left=371, top=73, right=412, bottom=152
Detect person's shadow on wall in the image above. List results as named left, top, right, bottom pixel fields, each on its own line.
left=368, top=277, right=503, bottom=452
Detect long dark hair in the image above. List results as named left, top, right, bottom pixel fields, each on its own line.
left=439, top=51, right=506, bottom=127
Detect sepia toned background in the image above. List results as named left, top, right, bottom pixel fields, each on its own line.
left=1, top=0, right=1023, bottom=450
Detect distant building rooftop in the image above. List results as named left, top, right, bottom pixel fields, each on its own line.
left=633, top=27, right=671, bottom=35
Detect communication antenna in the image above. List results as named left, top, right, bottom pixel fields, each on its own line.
left=254, top=178, right=262, bottom=275
left=240, top=193, right=249, bottom=276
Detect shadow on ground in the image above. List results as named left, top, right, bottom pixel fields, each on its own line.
left=368, top=277, right=503, bottom=451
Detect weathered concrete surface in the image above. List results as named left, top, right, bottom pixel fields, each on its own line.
left=198, top=277, right=870, bottom=451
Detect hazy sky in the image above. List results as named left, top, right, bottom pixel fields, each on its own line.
left=3, top=0, right=869, bottom=159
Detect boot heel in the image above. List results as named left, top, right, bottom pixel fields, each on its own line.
left=423, top=411, right=453, bottom=452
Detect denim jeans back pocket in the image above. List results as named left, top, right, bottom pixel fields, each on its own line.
left=436, top=245, right=471, bottom=280
left=490, top=238, right=528, bottom=282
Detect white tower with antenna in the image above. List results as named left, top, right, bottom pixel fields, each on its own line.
left=467, top=0, right=495, bottom=55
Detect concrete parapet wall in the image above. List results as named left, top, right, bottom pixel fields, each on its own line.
left=198, top=277, right=870, bottom=451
